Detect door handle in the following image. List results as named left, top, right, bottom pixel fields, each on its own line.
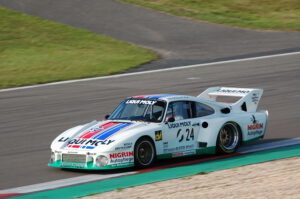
left=192, top=123, right=200, bottom=126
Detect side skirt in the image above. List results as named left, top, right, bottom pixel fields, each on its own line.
left=157, top=146, right=216, bottom=159
left=242, top=135, right=264, bottom=145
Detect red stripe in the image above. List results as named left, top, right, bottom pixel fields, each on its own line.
left=67, top=145, right=81, bottom=148
left=106, top=123, right=135, bottom=140
left=132, top=94, right=160, bottom=98
left=79, top=122, right=109, bottom=139
left=132, top=95, right=146, bottom=98
left=137, top=153, right=240, bottom=173
left=0, top=193, right=21, bottom=197
left=80, top=122, right=118, bottom=139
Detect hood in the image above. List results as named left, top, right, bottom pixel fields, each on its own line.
left=51, top=120, right=144, bottom=151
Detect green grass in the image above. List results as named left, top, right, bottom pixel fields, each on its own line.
left=121, top=0, right=300, bottom=31
left=0, top=7, right=156, bottom=89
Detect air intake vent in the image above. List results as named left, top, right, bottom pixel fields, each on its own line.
left=62, top=154, right=86, bottom=163
left=241, top=102, right=247, bottom=112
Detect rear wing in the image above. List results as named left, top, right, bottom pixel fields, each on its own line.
left=197, top=87, right=263, bottom=112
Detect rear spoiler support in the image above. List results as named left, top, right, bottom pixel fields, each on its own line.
left=197, top=87, right=263, bottom=113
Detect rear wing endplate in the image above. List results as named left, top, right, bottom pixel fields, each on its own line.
left=197, top=87, right=263, bottom=112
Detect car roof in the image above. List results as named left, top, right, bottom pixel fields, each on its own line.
left=130, top=94, right=194, bottom=101
left=129, top=94, right=223, bottom=109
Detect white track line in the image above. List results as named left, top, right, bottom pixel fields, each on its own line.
left=1, top=138, right=299, bottom=194
left=1, top=51, right=300, bottom=93
left=0, top=172, right=136, bottom=194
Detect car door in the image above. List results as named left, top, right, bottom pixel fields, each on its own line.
left=161, top=101, right=200, bottom=157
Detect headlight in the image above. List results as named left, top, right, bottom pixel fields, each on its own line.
left=50, top=152, right=55, bottom=163
left=95, top=155, right=108, bottom=167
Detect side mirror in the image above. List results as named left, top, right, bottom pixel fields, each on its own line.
left=167, top=117, right=175, bottom=123
left=105, top=115, right=110, bottom=119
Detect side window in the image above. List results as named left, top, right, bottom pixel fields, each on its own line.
left=145, top=101, right=166, bottom=122
left=194, top=102, right=214, bottom=117
left=165, top=101, right=192, bottom=121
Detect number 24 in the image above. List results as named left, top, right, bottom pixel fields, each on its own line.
left=177, top=128, right=195, bottom=142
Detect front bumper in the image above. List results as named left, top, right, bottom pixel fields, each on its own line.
left=48, top=151, right=135, bottom=170
left=48, top=160, right=133, bottom=170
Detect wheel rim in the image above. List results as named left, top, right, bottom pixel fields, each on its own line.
left=219, top=123, right=239, bottom=151
left=136, top=140, right=154, bottom=166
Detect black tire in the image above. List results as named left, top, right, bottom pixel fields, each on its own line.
left=217, top=122, right=241, bottom=154
left=134, top=137, right=156, bottom=167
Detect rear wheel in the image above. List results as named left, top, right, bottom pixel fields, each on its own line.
left=217, top=122, right=241, bottom=154
left=134, top=138, right=156, bottom=167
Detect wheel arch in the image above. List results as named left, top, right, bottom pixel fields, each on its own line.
left=134, top=135, right=157, bottom=154
left=229, top=121, right=243, bottom=143
left=134, top=135, right=157, bottom=167
left=216, top=121, right=242, bottom=154
left=215, top=121, right=243, bottom=145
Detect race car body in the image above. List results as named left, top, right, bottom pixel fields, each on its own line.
left=49, top=87, right=268, bottom=170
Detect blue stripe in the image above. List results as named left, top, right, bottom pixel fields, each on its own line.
left=93, top=123, right=133, bottom=140
left=146, top=94, right=178, bottom=99
left=95, top=123, right=132, bottom=140
left=81, top=146, right=95, bottom=149
left=92, top=123, right=124, bottom=140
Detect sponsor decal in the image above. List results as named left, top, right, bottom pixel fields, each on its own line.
left=125, top=99, right=156, bottom=105
left=110, top=157, right=134, bottom=164
left=172, top=150, right=196, bottom=158
left=252, top=93, right=259, bottom=104
left=68, top=138, right=115, bottom=146
left=163, top=142, right=168, bottom=148
left=247, top=115, right=264, bottom=136
left=186, top=144, right=195, bottom=150
left=115, top=143, right=133, bottom=151
left=248, top=130, right=263, bottom=136
left=67, top=139, right=115, bottom=149
left=176, top=128, right=195, bottom=142
left=248, top=123, right=263, bottom=130
left=111, top=162, right=133, bottom=168
left=90, top=126, right=103, bottom=132
left=58, top=137, right=69, bottom=142
left=109, top=151, right=134, bottom=165
left=155, top=130, right=163, bottom=141
left=65, top=122, right=133, bottom=149
left=217, top=88, right=250, bottom=94
left=163, top=144, right=194, bottom=153
left=61, top=162, right=85, bottom=168
left=168, top=121, right=191, bottom=129
left=109, top=151, right=134, bottom=159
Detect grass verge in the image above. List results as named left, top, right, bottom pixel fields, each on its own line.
left=0, top=6, right=156, bottom=89
left=121, top=0, right=300, bottom=31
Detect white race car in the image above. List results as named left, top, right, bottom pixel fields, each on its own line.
left=49, top=87, right=268, bottom=170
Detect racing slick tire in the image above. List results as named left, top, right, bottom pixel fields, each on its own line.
left=216, top=122, right=241, bottom=154
left=134, top=137, right=156, bottom=167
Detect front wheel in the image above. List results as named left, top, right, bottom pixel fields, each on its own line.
left=217, top=122, right=241, bottom=154
left=134, top=138, right=156, bottom=167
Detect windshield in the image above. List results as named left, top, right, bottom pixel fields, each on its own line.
left=108, top=99, right=166, bottom=123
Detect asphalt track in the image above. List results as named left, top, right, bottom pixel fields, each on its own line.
left=0, top=0, right=300, bottom=191
left=0, top=52, right=300, bottom=190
